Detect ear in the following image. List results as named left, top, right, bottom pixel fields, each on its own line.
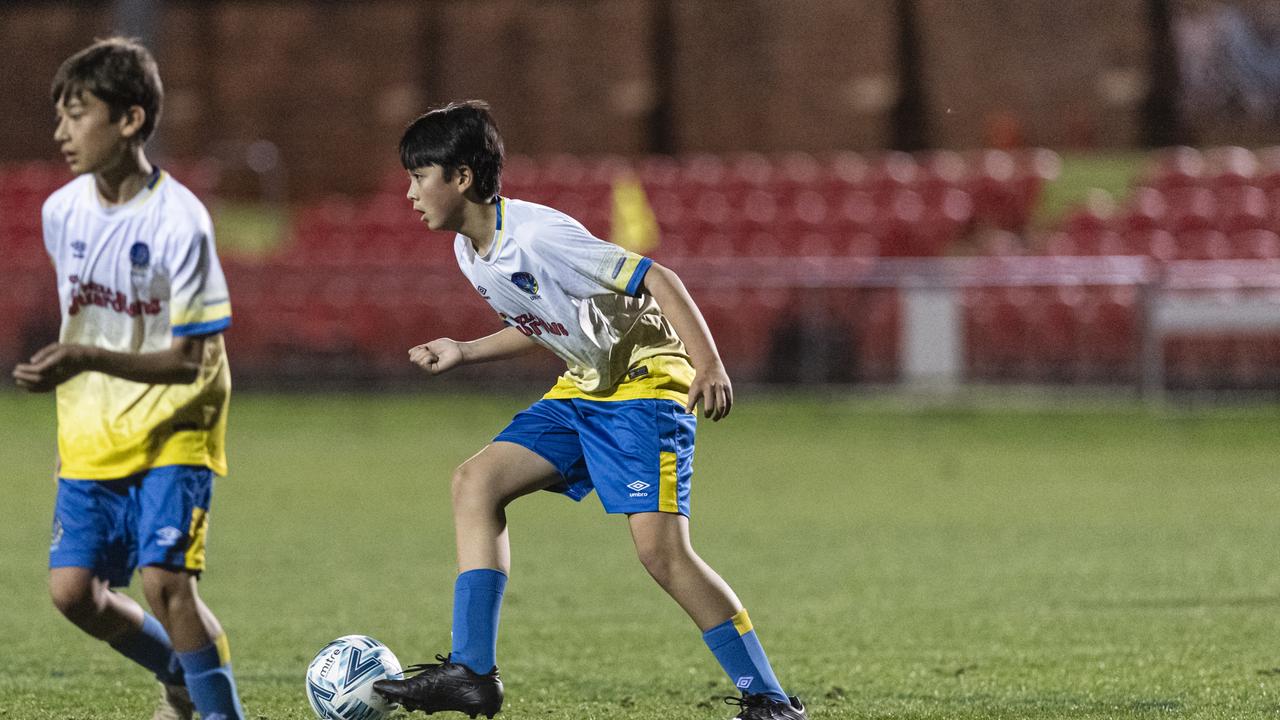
left=118, top=105, right=147, bottom=140
left=453, top=164, right=475, bottom=193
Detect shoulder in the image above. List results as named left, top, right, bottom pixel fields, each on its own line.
left=505, top=197, right=595, bottom=244
left=152, top=174, right=215, bottom=250
left=42, top=175, right=92, bottom=218
left=155, top=174, right=214, bottom=230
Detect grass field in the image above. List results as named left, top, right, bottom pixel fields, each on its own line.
left=2, top=390, right=1279, bottom=719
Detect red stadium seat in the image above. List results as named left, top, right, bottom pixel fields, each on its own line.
left=1215, top=185, right=1269, bottom=234
left=779, top=189, right=831, bottom=232
left=968, top=149, right=1033, bottom=231
left=1144, top=146, right=1205, bottom=192
left=1230, top=228, right=1280, bottom=259
left=1204, top=145, right=1259, bottom=191
left=826, top=151, right=870, bottom=192
left=1176, top=229, right=1231, bottom=260
left=1164, top=186, right=1217, bottom=233
left=868, top=151, right=919, bottom=206
left=833, top=190, right=877, bottom=233
left=1077, top=286, right=1138, bottom=380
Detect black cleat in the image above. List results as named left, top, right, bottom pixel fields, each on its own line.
left=723, top=693, right=808, bottom=720
left=373, top=654, right=503, bottom=718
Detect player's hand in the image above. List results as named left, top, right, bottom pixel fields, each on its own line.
left=408, top=338, right=465, bottom=376
left=687, top=362, right=733, bottom=421
left=12, top=343, right=88, bottom=393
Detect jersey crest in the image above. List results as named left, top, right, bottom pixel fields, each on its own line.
left=129, top=241, right=150, bottom=268
left=510, top=271, right=539, bottom=297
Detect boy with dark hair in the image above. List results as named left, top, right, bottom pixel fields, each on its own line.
left=373, top=100, right=807, bottom=720
left=12, top=37, right=244, bottom=720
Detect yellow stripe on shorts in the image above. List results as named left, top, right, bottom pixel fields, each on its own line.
left=659, top=451, right=679, bottom=513
left=184, top=506, right=209, bottom=571
left=214, top=633, right=232, bottom=665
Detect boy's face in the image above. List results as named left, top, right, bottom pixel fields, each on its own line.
left=53, top=90, right=135, bottom=176
left=406, top=164, right=467, bottom=232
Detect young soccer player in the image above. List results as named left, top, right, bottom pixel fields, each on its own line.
left=11, top=38, right=245, bottom=720
left=372, top=101, right=807, bottom=720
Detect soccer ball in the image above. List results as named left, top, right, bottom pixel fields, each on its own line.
left=305, top=635, right=404, bottom=720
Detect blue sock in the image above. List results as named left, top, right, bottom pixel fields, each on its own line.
left=177, top=635, right=244, bottom=720
left=450, top=568, right=508, bottom=674
left=108, top=613, right=184, bottom=685
left=702, top=609, right=789, bottom=703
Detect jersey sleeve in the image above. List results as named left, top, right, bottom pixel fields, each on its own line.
left=166, top=226, right=232, bottom=337
left=534, top=215, right=653, bottom=298
left=41, top=196, right=61, bottom=261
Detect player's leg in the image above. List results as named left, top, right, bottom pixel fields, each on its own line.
left=628, top=512, right=801, bottom=714
left=137, top=466, right=244, bottom=720
left=376, top=402, right=581, bottom=717
left=583, top=399, right=805, bottom=718
left=627, top=512, right=741, bottom=629
left=449, top=440, right=561, bottom=672
left=452, top=440, right=562, bottom=575
left=48, top=478, right=188, bottom=695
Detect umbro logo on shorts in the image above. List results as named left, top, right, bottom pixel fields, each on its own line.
left=155, top=526, right=183, bottom=547
left=627, top=480, right=650, bottom=497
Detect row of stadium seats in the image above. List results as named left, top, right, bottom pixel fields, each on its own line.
left=10, top=149, right=1280, bottom=270
left=1037, top=227, right=1280, bottom=261
left=1141, top=145, right=1280, bottom=192
left=3, top=257, right=1276, bottom=389
left=1063, top=185, right=1280, bottom=236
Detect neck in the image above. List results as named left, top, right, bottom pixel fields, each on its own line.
left=460, top=199, right=500, bottom=255
left=94, top=146, right=154, bottom=206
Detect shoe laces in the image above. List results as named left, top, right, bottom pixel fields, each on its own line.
left=723, top=693, right=777, bottom=709
left=403, top=654, right=452, bottom=675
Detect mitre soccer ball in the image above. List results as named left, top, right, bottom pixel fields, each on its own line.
left=305, top=635, right=404, bottom=720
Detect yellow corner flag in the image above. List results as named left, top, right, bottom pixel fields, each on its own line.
left=610, top=173, right=660, bottom=254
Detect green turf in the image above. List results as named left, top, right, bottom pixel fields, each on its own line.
left=1032, top=152, right=1146, bottom=230
left=2, top=391, right=1279, bottom=719
left=211, top=201, right=289, bottom=259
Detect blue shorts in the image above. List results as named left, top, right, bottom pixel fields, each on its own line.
left=495, top=398, right=697, bottom=516
left=49, top=465, right=215, bottom=587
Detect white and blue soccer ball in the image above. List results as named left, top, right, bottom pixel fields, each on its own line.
left=305, top=635, right=404, bottom=720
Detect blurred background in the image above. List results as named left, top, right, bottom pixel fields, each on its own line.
left=2, top=0, right=1280, bottom=398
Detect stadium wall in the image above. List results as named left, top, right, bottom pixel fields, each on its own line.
left=2, top=0, right=1255, bottom=201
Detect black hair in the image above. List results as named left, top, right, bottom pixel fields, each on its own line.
left=51, top=37, right=163, bottom=143
left=400, top=100, right=504, bottom=202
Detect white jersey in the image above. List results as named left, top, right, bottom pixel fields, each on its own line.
left=42, top=169, right=232, bottom=479
left=454, top=197, right=692, bottom=400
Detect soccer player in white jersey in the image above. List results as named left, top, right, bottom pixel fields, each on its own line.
left=11, top=38, right=244, bottom=720
left=372, top=101, right=807, bottom=720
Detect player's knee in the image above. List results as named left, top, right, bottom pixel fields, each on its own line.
left=451, top=461, right=498, bottom=510
left=142, top=568, right=196, bottom=618
left=634, top=540, right=679, bottom=586
left=49, top=580, right=97, bottom=621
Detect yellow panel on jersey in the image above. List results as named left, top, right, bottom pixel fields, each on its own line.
left=604, top=253, right=650, bottom=295
left=56, top=336, right=231, bottom=479
left=543, top=353, right=694, bottom=404
left=171, top=300, right=231, bottom=331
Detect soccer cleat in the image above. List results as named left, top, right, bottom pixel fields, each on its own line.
left=723, top=693, right=808, bottom=720
left=373, top=654, right=503, bottom=718
left=152, top=682, right=195, bottom=720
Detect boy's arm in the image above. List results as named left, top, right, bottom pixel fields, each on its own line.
left=12, top=335, right=207, bottom=392
left=409, top=326, right=541, bottom=375
left=639, top=262, right=733, bottom=421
